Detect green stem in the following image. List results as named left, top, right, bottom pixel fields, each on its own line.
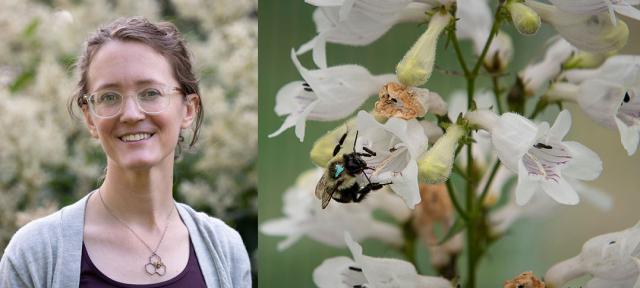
left=471, top=5, right=503, bottom=77
left=478, top=161, right=501, bottom=206
left=449, top=26, right=470, bottom=76
left=492, top=76, right=505, bottom=114
left=445, top=179, right=469, bottom=222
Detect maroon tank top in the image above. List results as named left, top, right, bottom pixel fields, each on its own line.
left=80, top=238, right=207, bottom=287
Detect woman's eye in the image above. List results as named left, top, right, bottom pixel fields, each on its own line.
left=97, top=92, right=121, bottom=104
left=139, top=89, right=162, bottom=100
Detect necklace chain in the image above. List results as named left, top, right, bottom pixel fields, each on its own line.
left=97, top=188, right=174, bottom=274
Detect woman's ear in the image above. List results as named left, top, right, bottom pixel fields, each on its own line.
left=181, top=93, right=200, bottom=129
left=81, top=106, right=99, bottom=138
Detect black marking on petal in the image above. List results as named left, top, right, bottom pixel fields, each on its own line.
left=609, top=240, right=616, bottom=245
left=624, top=92, right=631, bottom=103
left=533, top=143, right=553, bottom=149
left=348, top=266, right=363, bottom=272
left=302, top=82, right=310, bottom=87
left=304, top=87, right=313, bottom=92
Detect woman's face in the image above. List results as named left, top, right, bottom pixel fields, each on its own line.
left=83, top=40, right=198, bottom=170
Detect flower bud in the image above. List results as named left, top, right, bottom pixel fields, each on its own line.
left=396, top=11, right=451, bottom=87
left=418, top=124, right=465, bottom=183
left=507, top=2, right=541, bottom=35
left=310, top=119, right=355, bottom=167
left=484, top=31, right=513, bottom=73
left=562, top=51, right=609, bottom=70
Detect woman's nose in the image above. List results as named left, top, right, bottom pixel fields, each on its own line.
left=119, top=95, right=145, bottom=122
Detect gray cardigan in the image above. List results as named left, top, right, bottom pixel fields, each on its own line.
left=0, top=192, right=251, bottom=288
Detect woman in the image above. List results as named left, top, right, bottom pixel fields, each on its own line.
left=0, top=17, right=251, bottom=287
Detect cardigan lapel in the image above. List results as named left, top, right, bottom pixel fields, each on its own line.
left=56, top=191, right=91, bottom=287
left=176, top=204, right=221, bottom=287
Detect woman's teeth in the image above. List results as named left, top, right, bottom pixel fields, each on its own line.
left=120, top=133, right=152, bottom=142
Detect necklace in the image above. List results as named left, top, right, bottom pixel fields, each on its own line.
left=98, top=188, right=174, bottom=276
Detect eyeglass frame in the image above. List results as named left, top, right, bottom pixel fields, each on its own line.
left=82, top=85, right=184, bottom=119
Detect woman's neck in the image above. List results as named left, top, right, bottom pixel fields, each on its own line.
left=98, top=158, right=176, bottom=230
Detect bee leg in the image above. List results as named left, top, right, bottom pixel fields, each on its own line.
left=333, top=130, right=349, bottom=156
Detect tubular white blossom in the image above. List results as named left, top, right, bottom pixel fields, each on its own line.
left=260, top=168, right=408, bottom=250
left=356, top=111, right=428, bottom=208
left=519, top=37, right=576, bottom=96
left=548, top=0, right=640, bottom=25
left=299, top=0, right=432, bottom=68
left=269, top=49, right=394, bottom=141
left=466, top=110, right=603, bottom=206
left=545, top=221, right=640, bottom=288
left=525, top=0, right=629, bottom=53
left=312, top=232, right=453, bottom=288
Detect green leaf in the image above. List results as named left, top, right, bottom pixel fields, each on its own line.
left=23, top=18, right=40, bottom=39
left=438, top=216, right=466, bottom=245
left=9, top=68, right=35, bottom=93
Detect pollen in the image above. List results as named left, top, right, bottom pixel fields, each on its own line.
left=374, top=82, right=426, bottom=119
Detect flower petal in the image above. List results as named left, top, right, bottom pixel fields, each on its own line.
left=563, top=141, right=603, bottom=180
left=515, top=159, right=540, bottom=205
left=313, top=256, right=361, bottom=288
left=615, top=116, right=640, bottom=155
left=383, top=160, right=420, bottom=209
left=541, top=174, right=580, bottom=205
left=548, top=110, right=572, bottom=142
left=614, top=3, right=640, bottom=21
left=492, top=113, right=538, bottom=172
left=578, top=79, right=625, bottom=129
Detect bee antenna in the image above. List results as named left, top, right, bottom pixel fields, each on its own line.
left=353, top=131, right=359, bottom=152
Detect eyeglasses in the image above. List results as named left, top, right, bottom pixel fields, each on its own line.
left=84, top=85, right=182, bottom=118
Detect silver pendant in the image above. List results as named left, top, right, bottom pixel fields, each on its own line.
left=144, top=253, right=167, bottom=276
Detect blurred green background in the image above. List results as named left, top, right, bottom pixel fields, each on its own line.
left=259, top=1, right=640, bottom=287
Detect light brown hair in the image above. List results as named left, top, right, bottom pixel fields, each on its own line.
left=68, top=16, right=203, bottom=156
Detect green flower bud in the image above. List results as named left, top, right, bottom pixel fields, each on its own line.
left=418, top=124, right=465, bottom=184
left=562, top=51, right=609, bottom=70
left=396, top=11, right=451, bottom=87
left=507, top=2, right=541, bottom=35
left=310, top=119, right=356, bottom=167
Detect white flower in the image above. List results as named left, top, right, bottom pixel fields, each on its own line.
left=299, top=0, right=432, bottom=68
left=519, top=37, right=577, bottom=96
left=525, top=0, right=629, bottom=53
left=465, top=110, right=602, bottom=205
left=559, top=56, right=640, bottom=155
left=260, top=168, right=410, bottom=250
left=562, top=55, right=640, bottom=85
left=269, top=49, right=394, bottom=141
left=396, top=10, right=451, bottom=87
left=313, top=232, right=453, bottom=288
left=548, top=0, right=640, bottom=25
left=356, top=111, right=428, bottom=208
left=545, top=221, right=640, bottom=288
left=580, top=80, right=640, bottom=155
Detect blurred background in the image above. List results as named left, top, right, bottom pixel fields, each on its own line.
left=0, top=0, right=257, bottom=284
left=259, top=1, right=640, bottom=287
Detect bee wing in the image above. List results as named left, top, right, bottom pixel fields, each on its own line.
left=315, top=172, right=339, bottom=209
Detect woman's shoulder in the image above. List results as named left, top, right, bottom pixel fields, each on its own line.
left=3, top=195, right=86, bottom=260
left=4, top=209, right=63, bottom=257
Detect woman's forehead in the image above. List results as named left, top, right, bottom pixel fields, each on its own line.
left=87, top=40, right=176, bottom=92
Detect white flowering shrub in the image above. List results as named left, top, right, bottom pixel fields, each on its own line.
left=262, top=0, right=640, bottom=287
left=0, top=0, right=257, bottom=277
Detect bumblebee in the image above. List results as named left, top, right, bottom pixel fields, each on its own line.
left=315, top=130, right=391, bottom=209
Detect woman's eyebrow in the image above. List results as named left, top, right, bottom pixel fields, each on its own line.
left=93, top=79, right=164, bottom=91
